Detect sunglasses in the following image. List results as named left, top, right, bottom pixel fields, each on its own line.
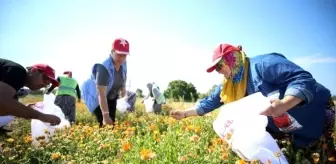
left=216, top=59, right=225, bottom=71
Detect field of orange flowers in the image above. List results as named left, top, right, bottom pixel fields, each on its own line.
left=0, top=95, right=335, bottom=164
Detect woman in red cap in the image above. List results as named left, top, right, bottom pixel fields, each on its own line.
left=47, top=71, right=81, bottom=124
left=81, top=38, right=129, bottom=127
left=0, top=58, right=61, bottom=130
left=170, top=44, right=335, bottom=161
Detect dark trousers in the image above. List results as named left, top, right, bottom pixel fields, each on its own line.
left=54, top=95, right=76, bottom=124
left=93, top=97, right=117, bottom=127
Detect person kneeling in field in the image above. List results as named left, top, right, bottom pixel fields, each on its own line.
left=170, top=44, right=336, bottom=160
left=0, top=58, right=61, bottom=127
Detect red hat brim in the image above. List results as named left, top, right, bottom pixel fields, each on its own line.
left=206, top=57, right=222, bottom=73
left=114, top=50, right=129, bottom=55
left=48, top=77, right=59, bottom=87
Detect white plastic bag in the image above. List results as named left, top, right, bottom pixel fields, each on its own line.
left=212, top=92, right=288, bottom=164
left=31, top=94, right=70, bottom=146
left=232, top=116, right=288, bottom=164
left=144, top=98, right=154, bottom=113
left=0, top=116, right=14, bottom=127
left=117, top=97, right=130, bottom=114
left=212, top=93, right=270, bottom=143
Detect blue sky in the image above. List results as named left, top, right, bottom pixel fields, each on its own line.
left=1, top=0, right=336, bottom=95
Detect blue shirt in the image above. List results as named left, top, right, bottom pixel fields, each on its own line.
left=196, top=53, right=330, bottom=147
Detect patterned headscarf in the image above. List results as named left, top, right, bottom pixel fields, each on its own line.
left=219, top=48, right=249, bottom=104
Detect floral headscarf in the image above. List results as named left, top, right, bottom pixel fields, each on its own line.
left=219, top=49, right=249, bottom=104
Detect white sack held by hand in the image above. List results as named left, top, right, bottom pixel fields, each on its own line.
left=117, top=97, right=130, bottom=114
left=212, top=92, right=289, bottom=164
left=144, top=98, right=154, bottom=113
left=31, top=93, right=70, bottom=146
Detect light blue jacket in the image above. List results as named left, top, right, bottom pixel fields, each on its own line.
left=196, top=53, right=330, bottom=147
left=81, top=55, right=127, bottom=112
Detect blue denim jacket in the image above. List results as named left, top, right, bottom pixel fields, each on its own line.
left=196, top=53, right=331, bottom=147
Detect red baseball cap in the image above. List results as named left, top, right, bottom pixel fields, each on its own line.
left=206, top=44, right=242, bottom=73
left=112, top=38, right=130, bottom=55
left=63, top=71, right=72, bottom=76
left=31, top=64, right=59, bottom=86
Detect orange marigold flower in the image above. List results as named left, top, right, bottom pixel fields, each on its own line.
left=140, top=149, right=156, bottom=160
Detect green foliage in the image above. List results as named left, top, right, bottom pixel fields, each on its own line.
left=164, top=80, right=198, bottom=102
left=198, top=84, right=219, bottom=99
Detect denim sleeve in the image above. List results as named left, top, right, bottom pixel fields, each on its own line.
left=259, top=53, right=317, bottom=104
left=195, top=84, right=224, bottom=116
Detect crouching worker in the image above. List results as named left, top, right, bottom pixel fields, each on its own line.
left=142, top=82, right=166, bottom=114
left=0, top=58, right=61, bottom=128
left=170, top=44, right=336, bottom=162
left=47, top=71, right=81, bottom=124
left=81, top=38, right=129, bottom=127
left=125, top=91, right=136, bottom=112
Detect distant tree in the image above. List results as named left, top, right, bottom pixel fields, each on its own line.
left=164, top=80, right=198, bottom=102
left=332, top=95, right=336, bottom=101
left=136, top=88, right=144, bottom=98
left=198, top=84, right=219, bottom=99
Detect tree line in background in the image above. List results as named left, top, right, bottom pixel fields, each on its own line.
left=136, top=81, right=336, bottom=102
left=29, top=82, right=336, bottom=102
left=136, top=80, right=218, bottom=102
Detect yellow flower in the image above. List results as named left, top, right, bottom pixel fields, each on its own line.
left=102, top=160, right=109, bottom=164
left=194, top=126, right=201, bottom=133
left=312, top=153, right=320, bottom=164
left=168, top=118, right=176, bottom=125
left=235, top=159, right=247, bottom=164
left=100, top=143, right=109, bottom=149
left=186, top=125, right=194, bottom=131
left=140, top=149, right=156, bottom=160
left=124, top=121, right=131, bottom=126
left=24, top=136, right=33, bottom=144
left=150, top=124, right=158, bottom=131
left=226, top=133, right=232, bottom=140
left=51, top=152, right=61, bottom=160
left=178, top=155, right=188, bottom=161
left=329, top=156, right=335, bottom=162
left=250, top=160, right=258, bottom=164
left=7, top=138, right=14, bottom=143
left=154, top=135, right=160, bottom=142
left=2, top=147, right=10, bottom=153
left=208, top=145, right=214, bottom=153
left=66, top=155, right=72, bottom=161
left=221, top=153, right=229, bottom=160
